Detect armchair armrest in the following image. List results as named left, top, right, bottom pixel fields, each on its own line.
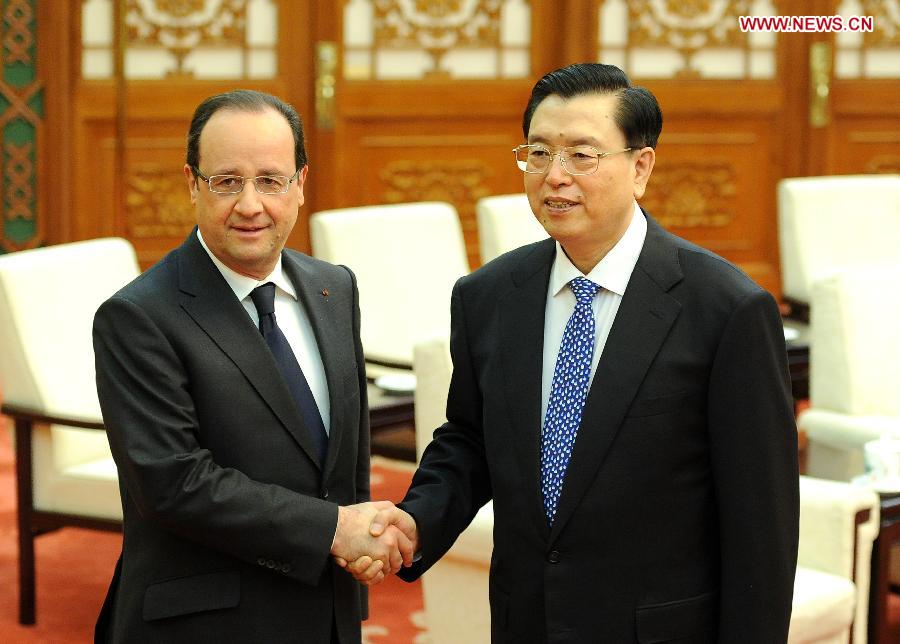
left=798, top=475, right=879, bottom=577
left=797, top=476, right=880, bottom=644
left=798, top=408, right=900, bottom=449
left=444, top=501, right=493, bottom=565
left=1, top=403, right=105, bottom=430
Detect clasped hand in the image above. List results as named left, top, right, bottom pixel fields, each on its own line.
left=330, top=500, right=417, bottom=586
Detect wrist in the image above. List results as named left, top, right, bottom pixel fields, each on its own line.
left=330, top=505, right=348, bottom=555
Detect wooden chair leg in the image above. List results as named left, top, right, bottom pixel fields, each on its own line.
left=14, top=417, right=36, bottom=625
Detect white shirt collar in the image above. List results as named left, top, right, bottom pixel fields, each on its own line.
left=196, top=229, right=297, bottom=302
left=548, top=201, right=647, bottom=297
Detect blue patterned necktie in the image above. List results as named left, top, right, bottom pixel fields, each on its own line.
left=541, top=277, right=600, bottom=525
left=250, top=282, right=328, bottom=465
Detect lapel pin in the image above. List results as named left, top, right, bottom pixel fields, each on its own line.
left=321, top=288, right=329, bottom=297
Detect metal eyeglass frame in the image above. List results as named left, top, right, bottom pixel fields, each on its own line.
left=192, top=166, right=302, bottom=194
left=512, top=144, right=634, bottom=176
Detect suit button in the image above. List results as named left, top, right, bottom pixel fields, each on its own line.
left=281, top=563, right=292, bottom=574
left=547, top=550, right=561, bottom=564
left=322, top=488, right=329, bottom=499
left=266, top=559, right=276, bottom=569
left=257, top=557, right=266, bottom=567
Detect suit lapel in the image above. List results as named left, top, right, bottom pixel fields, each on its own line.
left=549, top=215, right=683, bottom=541
left=281, top=252, right=351, bottom=478
left=498, top=239, right=556, bottom=538
left=176, top=231, right=323, bottom=468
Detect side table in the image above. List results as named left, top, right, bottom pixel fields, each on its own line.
left=367, top=383, right=416, bottom=462
left=783, top=319, right=809, bottom=404
left=869, top=491, right=900, bottom=644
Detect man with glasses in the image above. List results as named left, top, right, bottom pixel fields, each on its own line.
left=360, top=63, right=799, bottom=642
left=93, top=90, right=413, bottom=643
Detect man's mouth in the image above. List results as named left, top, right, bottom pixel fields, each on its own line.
left=544, top=198, right=579, bottom=211
left=232, top=224, right=268, bottom=233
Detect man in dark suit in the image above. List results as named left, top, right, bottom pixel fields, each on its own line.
left=360, top=63, right=799, bottom=642
left=93, top=90, right=411, bottom=643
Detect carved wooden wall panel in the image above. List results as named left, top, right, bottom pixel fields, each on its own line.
left=641, top=118, right=781, bottom=292
left=1, top=0, right=43, bottom=253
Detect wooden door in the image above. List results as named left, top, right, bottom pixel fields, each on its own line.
left=309, top=1, right=561, bottom=269
left=558, top=0, right=798, bottom=296
left=66, top=0, right=316, bottom=267
left=804, top=0, right=900, bottom=177
left=308, top=0, right=800, bottom=285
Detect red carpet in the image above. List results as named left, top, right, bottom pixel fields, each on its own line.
left=3, top=423, right=900, bottom=643
left=0, top=426, right=424, bottom=643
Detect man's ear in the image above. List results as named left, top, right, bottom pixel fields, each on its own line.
left=295, top=165, right=309, bottom=209
left=632, top=147, right=655, bottom=200
left=183, top=164, right=198, bottom=203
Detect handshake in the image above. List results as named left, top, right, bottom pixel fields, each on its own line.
left=330, top=501, right=418, bottom=586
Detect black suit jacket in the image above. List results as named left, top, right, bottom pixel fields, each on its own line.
left=400, top=212, right=799, bottom=643
left=93, top=229, right=369, bottom=643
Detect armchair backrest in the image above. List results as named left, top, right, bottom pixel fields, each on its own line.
left=310, top=202, right=469, bottom=366
left=777, top=174, right=900, bottom=305
left=0, top=238, right=140, bottom=421
left=412, top=336, right=453, bottom=463
left=476, top=193, right=548, bottom=264
left=809, top=262, right=900, bottom=416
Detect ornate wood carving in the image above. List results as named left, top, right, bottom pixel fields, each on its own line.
left=372, top=0, right=504, bottom=77
left=379, top=159, right=492, bottom=211
left=641, top=161, right=737, bottom=228
left=860, top=0, right=900, bottom=46
left=599, top=0, right=775, bottom=80
left=1, top=0, right=42, bottom=253
left=343, top=0, right=529, bottom=80
left=126, top=165, right=195, bottom=238
left=125, top=0, right=248, bottom=77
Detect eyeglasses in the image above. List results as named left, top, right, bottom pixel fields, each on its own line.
left=192, top=167, right=302, bottom=194
left=512, top=144, right=633, bottom=175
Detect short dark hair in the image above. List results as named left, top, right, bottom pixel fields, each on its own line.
left=522, top=63, right=663, bottom=149
left=186, top=89, right=307, bottom=173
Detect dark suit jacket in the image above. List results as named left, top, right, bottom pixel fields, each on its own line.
left=399, top=212, right=799, bottom=643
left=93, top=229, right=369, bottom=643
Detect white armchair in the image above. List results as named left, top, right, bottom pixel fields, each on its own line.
left=799, top=264, right=900, bottom=482
left=310, top=202, right=469, bottom=376
left=0, top=237, right=138, bottom=624
left=777, top=174, right=900, bottom=321
left=413, top=336, right=881, bottom=644
left=413, top=336, right=492, bottom=644
left=790, top=477, right=880, bottom=643
left=475, top=193, right=548, bottom=264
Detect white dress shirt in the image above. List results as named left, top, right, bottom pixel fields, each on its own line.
left=197, top=231, right=331, bottom=434
left=540, top=202, right=647, bottom=424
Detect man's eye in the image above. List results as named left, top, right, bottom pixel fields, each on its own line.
left=216, top=176, right=241, bottom=188
left=529, top=149, right=550, bottom=158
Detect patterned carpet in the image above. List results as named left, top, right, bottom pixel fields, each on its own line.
left=0, top=426, right=424, bottom=643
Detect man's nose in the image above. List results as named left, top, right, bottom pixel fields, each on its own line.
left=544, top=153, right=571, bottom=185
left=233, top=180, right=263, bottom=212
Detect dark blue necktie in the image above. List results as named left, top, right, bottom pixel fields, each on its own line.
left=250, top=282, right=328, bottom=464
left=541, top=277, right=600, bottom=525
